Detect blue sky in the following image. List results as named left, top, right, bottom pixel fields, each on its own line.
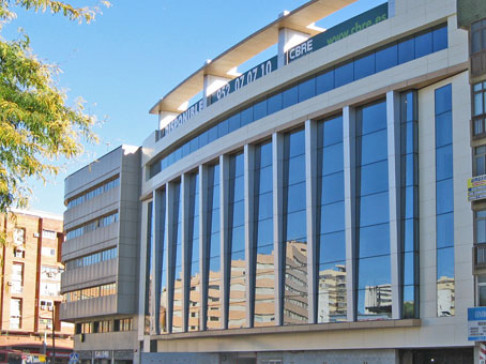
left=4, top=0, right=383, bottom=215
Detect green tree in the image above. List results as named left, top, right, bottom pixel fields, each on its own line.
left=0, top=0, right=109, bottom=211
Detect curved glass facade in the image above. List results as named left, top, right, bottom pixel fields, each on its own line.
left=147, top=89, right=427, bottom=333
left=149, top=24, right=447, bottom=179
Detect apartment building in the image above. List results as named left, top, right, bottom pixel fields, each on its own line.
left=0, top=210, right=73, bottom=362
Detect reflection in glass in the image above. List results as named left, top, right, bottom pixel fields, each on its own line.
left=170, top=181, right=183, bottom=333
left=157, top=189, right=167, bottom=334
left=205, top=164, right=222, bottom=329
left=356, top=100, right=392, bottom=320
left=283, top=129, right=308, bottom=325
left=316, top=115, right=347, bottom=322
left=228, top=153, right=247, bottom=329
left=435, top=84, right=454, bottom=317
left=187, top=172, right=201, bottom=332
left=253, top=141, right=275, bottom=327
left=400, top=91, right=419, bottom=318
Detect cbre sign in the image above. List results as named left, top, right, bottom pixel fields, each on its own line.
left=287, top=3, right=389, bottom=63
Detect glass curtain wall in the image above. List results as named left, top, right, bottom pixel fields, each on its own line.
left=252, top=141, right=275, bottom=327
left=282, top=128, right=308, bottom=325
left=169, top=181, right=183, bottom=333
left=156, top=189, right=167, bottom=333
left=316, top=115, right=347, bottom=323
left=356, top=100, right=392, bottom=320
left=227, top=152, right=246, bottom=329
left=186, top=172, right=201, bottom=332
left=435, top=84, right=454, bottom=317
left=400, top=91, right=419, bottom=318
left=205, top=163, right=222, bottom=329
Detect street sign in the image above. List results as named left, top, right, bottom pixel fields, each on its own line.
left=68, top=352, right=79, bottom=364
left=468, top=307, right=486, bottom=341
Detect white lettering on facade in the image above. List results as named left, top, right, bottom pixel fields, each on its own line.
left=164, top=99, right=205, bottom=137
left=288, top=39, right=314, bottom=61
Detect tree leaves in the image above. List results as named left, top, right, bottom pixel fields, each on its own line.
left=0, top=0, right=109, bottom=211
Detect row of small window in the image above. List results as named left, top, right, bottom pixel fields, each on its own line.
left=75, top=317, right=133, bottom=334
left=12, top=228, right=58, bottom=245
left=64, top=283, right=117, bottom=302
left=65, top=247, right=118, bottom=270
left=66, top=177, right=120, bottom=209
left=149, top=24, right=448, bottom=178
left=65, top=212, right=119, bottom=240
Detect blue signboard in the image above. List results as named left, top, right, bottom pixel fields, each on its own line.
left=286, top=3, right=389, bottom=64
left=208, top=56, right=278, bottom=105
left=468, top=307, right=486, bottom=341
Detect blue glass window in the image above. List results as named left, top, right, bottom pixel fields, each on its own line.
left=414, top=31, right=433, bottom=58
left=253, top=141, right=275, bottom=327
left=398, top=37, right=414, bottom=64
left=316, top=70, right=334, bottom=94
left=253, top=99, right=267, bottom=120
left=205, top=163, right=221, bottom=329
left=241, top=107, right=254, bottom=126
left=317, top=115, right=346, bottom=323
left=375, top=44, right=398, bottom=72
left=334, top=61, right=354, bottom=88
left=267, top=93, right=283, bottom=114
left=228, top=114, right=241, bottom=132
left=298, top=78, right=316, bottom=102
left=356, top=100, right=391, bottom=321
left=435, top=84, right=454, bottom=317
left=433, top=26, right=448, bottom=52
left=283, top=129, right=308, bottom=325
left=354, top=53, right=376, bottom=80
left=283, top=85, right=299, bottom=108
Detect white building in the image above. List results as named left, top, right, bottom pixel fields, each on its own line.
left=61, top=0, right=486, bottom=363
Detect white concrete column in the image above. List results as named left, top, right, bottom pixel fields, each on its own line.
left=388, top=0, right=396, bottom=18
left=220, top=154, right=229, bottom=329
left=244, top=144, right=255, bottom=327
left=273, top=132, right=285, bottom=325
left=305, top=119, right=318, bottom=324
left=343, top=106, right=357, bottom=322
left=277, top=27, right=311, bottom=68
left=387, top=91, right=402, bottom=320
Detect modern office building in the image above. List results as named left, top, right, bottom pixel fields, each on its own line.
left=0, top=209, right=73, bottom=362
left=63, top=0, right=486, bottom=362
left=60, top=146, right=141, bottom=364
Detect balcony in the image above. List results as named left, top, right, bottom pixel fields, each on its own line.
left=472, top=50, right=486, bottom=79
left=473, top=244, right=486, bottom=272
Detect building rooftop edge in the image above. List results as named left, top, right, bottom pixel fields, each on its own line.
left=149, top=0, right=358, bottom=115
left=8, top=208, right=63, bottom=221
